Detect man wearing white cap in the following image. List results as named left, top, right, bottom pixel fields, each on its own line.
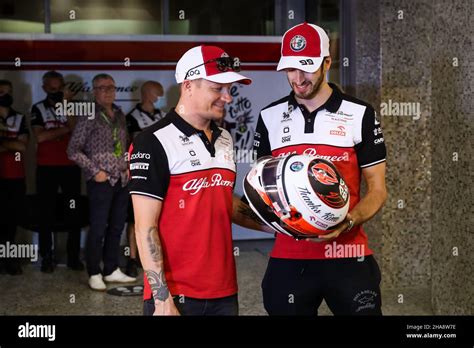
left=250, top=22, right=388, bottom=315
left=128, top=45, right=252, bottom=315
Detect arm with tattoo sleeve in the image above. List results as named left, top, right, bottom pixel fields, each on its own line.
left=131, top=194, right=180, bottom=315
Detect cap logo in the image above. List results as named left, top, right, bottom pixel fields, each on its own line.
left=290, top=35, right=306, bottom=52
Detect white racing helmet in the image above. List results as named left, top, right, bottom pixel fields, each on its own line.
left=243, top=154, right=350, bottom=239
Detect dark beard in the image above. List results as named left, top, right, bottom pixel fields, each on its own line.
left=294, top=69, right=325, bottom=100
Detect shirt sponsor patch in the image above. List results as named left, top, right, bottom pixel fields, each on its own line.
left=130, top=162, right=150, bottom=170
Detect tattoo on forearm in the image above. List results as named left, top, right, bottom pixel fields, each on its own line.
left=145, top=269, right=170, bottom=302
left=146, top=226, right=161, bottom=263
left=238, top=204, right=265, bottom=225
left=144, top=226, right=169, bottom=302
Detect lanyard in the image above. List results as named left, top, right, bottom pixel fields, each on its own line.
left=100, top=111, right=123, bottom=158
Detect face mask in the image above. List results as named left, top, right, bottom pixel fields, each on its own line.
left=47, top=91, right=64, bottom=104
left=153, top=96, right=167, bottom=110
left=0, top=94, right=13, bottom=108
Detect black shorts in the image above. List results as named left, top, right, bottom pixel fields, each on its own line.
left=261, top=255, right=382, bottom=316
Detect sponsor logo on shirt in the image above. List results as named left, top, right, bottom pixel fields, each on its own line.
left=373, top=127, right=383, bottom=136
left=329, top=125, right=346, bottom=136
left=182, top=173, right=234, bottom=195
left=278, top=148, right=350, bottom=162
left=130, top=162, right=149, bottom=170
left=281, top=110, right=293, bottom=122
left=374, top=137, right=385, bottom=145
left=131, top=176, right=147, bottom=180
left=190, top=159, right=201, bottom=167
left=130, top=152, right=150, bottom=160
left=179, top=135, right=193, bottom=145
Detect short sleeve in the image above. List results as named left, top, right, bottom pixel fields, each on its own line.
left=128, top=131, right=170, bottom=201
left=253, top=113, right=272, bottom=159
left=355, top=107, right=387, bottom=168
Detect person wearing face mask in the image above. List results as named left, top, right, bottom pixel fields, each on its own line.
left=124, top=80, right=165, bottom=277
left=31, top=71, right=83, bottom=273
left=0, top=80, right=29, bottom=275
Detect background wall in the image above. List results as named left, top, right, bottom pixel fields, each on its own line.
left=354, top=0, right=472, bottom=315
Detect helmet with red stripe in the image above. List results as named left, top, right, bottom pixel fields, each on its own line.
left=243, top=154, right=349, bottom=239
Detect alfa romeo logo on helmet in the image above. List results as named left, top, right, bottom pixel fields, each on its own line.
left=290, top=35, right=306, bottom=52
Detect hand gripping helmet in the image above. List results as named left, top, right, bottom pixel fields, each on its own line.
left=243, top=154, right=350, bottom=239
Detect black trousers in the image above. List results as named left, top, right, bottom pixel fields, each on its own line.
left=85, top=179, right=128, bottom=276
left=143, top=294, right=239, bottom=316
left=0, top=178, right=25, bottom=246
left=262, top=256, right=382, bottom=316
left=36, top=165, right=82, bottom=262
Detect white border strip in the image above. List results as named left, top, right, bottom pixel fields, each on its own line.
left=0, top=61, right=277, bottom=66
left=360, top=158, right=386, bottom=168
left=0, top=33, right=282, bottom=43
left=129, top=191, right=163, bottom=201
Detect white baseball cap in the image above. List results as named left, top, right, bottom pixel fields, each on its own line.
left=277, top=22, right=330, bottom=73
left=175, top=45, right=252, bottom=85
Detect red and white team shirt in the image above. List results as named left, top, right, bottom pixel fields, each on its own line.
left=0, top=109, right=28, bottom=179
left=253, top=83, right=387, bottom=259
left=31, top=99, right=74, bottom=166
left=128, top=110, right=237, bottom=300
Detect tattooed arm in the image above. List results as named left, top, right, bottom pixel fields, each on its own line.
left=232, top=195, right=274, bottom=233
left=131, top=194, right=180, bottom=316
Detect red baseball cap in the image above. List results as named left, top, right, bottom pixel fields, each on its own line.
left=175, top=45, right=252, bottom=85
left=277, top=22, right=330, bottom=73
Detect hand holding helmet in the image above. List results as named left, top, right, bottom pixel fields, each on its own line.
left=243, top=153, right=350, bottom=240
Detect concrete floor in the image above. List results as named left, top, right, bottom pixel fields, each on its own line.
left=0, top=240, right=433, bottom=315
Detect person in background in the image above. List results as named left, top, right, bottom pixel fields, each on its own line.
left=31, top=71, right=83, bottom=273
left=124, top=80, right=165, bottom=277
left=0, top=79, right=29, bottom=275
left=68, top=73, right=136, bottom=291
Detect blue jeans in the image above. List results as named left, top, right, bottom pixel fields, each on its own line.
left=86, top=179, right=128, bottom=276
left=143, top=294, right=239, bottom=316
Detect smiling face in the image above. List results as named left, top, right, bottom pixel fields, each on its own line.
left=189, top=79, right=233, bottom=121
left=285, top=57, right=331, bottom=100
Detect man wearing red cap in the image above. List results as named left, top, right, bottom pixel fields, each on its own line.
left=251, top=22, right=388, bottom=315
left=128, top=45, right=252, bottom=315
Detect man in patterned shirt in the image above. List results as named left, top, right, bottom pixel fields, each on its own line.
left=68, top=73, right=136, bottom=290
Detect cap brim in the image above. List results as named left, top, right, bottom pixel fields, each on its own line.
left=276, top=56, right=324, bottom=73
left=205, top=71, right=252, bottom=85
